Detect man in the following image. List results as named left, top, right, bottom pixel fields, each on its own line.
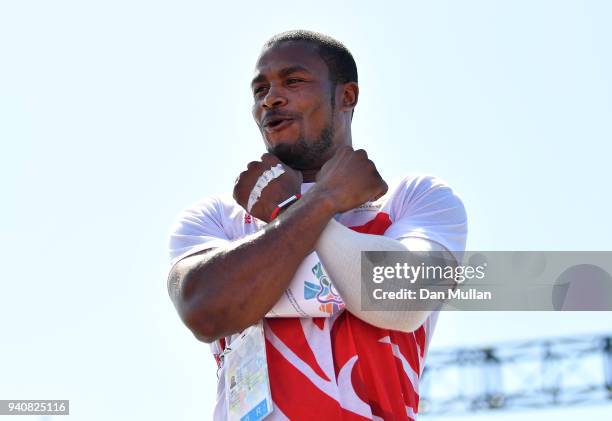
left=167, top=30, right=467, bottom=420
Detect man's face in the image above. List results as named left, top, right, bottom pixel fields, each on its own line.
left=251, top=41, right=339, bottom=170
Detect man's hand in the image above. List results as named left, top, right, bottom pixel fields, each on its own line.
left=233, top=153, right=303, bottom=222
left=315, top=145, right=388, bottom=213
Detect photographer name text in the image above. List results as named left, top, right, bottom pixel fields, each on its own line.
left=372, top=288, right=492, bottom=301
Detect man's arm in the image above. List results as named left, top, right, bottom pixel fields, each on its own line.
left=167, top=147, right=387, bottom=343
left=168, top=189, right=337, bottom=343
left=315, top=219, right=457, bottom=332
left=316, top=174, right=467, bottom=331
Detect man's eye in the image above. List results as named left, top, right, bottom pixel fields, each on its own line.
left=253, top=86, right=267, bottom=96
left=287, top=78, right=304, bottom=85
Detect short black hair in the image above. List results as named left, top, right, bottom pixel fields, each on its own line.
left=263, top=30, right=358, bottom=87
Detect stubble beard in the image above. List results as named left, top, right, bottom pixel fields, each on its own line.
left=268, top=123, right=334, bottom=170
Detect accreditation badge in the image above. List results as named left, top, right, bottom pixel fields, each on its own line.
left=224, top=321, right=273, bottom=421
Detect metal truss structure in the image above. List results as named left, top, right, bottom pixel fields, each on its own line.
left=419, top=333, right=612, bottom=415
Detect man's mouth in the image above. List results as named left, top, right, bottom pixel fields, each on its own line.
left=264, top=118, right=295, bottom=133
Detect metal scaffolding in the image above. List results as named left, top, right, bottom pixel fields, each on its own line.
left=419, top=333, right=612, bottom=415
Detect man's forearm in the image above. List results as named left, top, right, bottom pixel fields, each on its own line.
left=315, top=219, right=451, bottom=332
left=169, top=188, right=336, bottom=343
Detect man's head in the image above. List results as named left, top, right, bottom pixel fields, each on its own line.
left=251, top=30, right=358, bottom=172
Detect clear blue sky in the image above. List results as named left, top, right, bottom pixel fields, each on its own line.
left=1, top=1, right=611, bottom=420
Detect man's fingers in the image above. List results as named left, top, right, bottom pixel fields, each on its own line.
left=380, top=179, right=389, bottom=197
left=234, top=170, right=248, bottom=185
left=371, top=180, right=388, bottom=201
left=355, top=149, right=368, bottom=160
left=260, top=153, right=281, bottom=166
left=232, top=181, right=241, bottom=201
left=247, top=161, right=263, bottom=171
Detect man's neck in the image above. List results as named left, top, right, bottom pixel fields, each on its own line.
left=301, top=169, right=318, bottom=183
left=298, top=135, right=353, bottom=183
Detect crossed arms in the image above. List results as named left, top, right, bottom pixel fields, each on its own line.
left=167, top=147, right=463, bottom=343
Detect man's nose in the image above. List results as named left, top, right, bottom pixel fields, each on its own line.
left=262, top=86, right=288, bottom=109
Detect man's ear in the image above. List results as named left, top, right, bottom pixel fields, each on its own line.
left=338, top=82, right=359, bottom=112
